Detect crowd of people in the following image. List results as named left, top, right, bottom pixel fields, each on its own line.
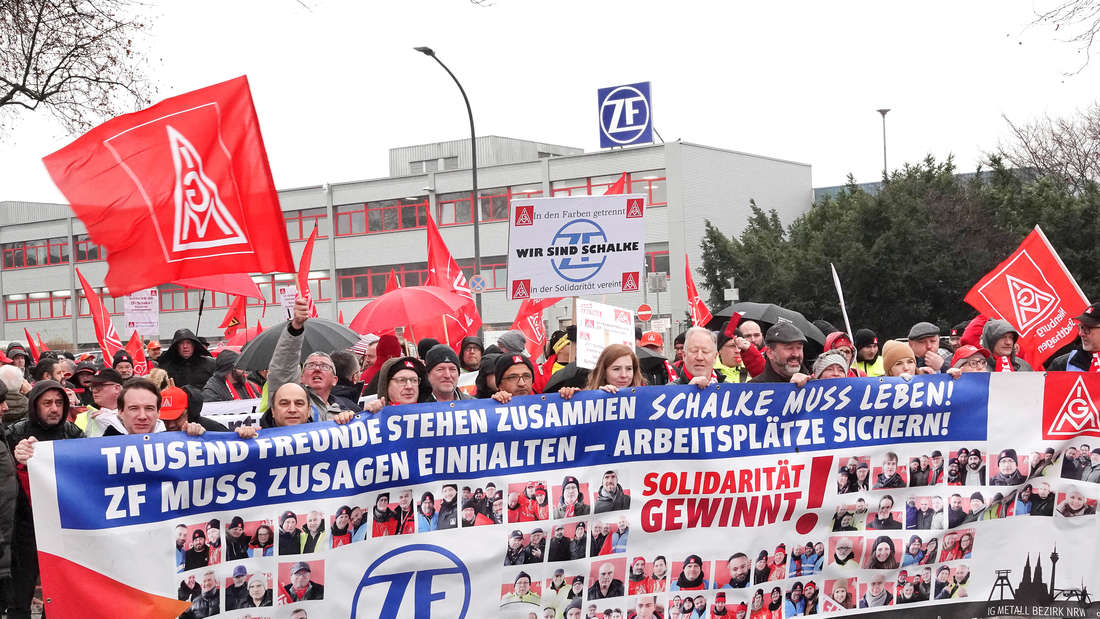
left=0, top=293, right=1097, bottom=617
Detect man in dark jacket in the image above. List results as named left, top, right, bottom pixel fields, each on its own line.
left=436, top=483, right=459, bottom=530
left=7, top=380, right=84, bottom=619
left=158, top=329, right=217, bottom=389
left=282, top=562, right=324, bottom=602
left=201, top=350, right=261, bottom=402
left=330, top=350, right=363, bottom=405
left=0, top=382, right=17, bottom=595
left=1047, top=302, right=1100, bottom=371
left=459, top=336, right=483, bottom=373
left=594, top=470, right=631, bottom=513
left=750, top=323, right=809, bottom=384
left=224, top=565, right=250, bottom=611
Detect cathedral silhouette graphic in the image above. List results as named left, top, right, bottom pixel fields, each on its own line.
left=990, top=546, right=1092, bottom=604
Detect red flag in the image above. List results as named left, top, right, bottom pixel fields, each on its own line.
left=296, top=224, right=320, bottom=318
left=723, top=312, right=743, bottom=338
left=76, top=268, right=124, bottom=364
left=425, top=212, right=481, bottom=339
left=23, top=328, right=40, bottom=364
left=125, top=331, right=150, bottom=376
left=338, top=310, right=344, bottom=326
left=685, top=254, right=713, bottom=327
left=964, top=226, right=1089, bottom=368
left=605, top=172, right=628, bottom=195
left=174, top=273, right=263, bottom=299
left=511, top=297, right=562, bottom=359
left=219, top=295, right=248, bottom=337
left=36, top=333, right=49, bottom=352
left=384, top=269, right=401, bottom=294
left=42, top=76, right=295, bottom=296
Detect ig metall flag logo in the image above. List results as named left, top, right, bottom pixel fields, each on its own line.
left=351, top=544, right=471, bottom=619
left=597, top=81, right=652, bottom=147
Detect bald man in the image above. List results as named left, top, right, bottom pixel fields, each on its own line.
left=237, top=382, right=354, bottom=439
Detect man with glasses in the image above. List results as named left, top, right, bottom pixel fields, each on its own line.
left=266, top=296, right=361, bottom=423
left=491, top=354, right=537, bottom=403
left=947, top=345, right=990, bottom=378
left=1048, top=302, right=1100, bottom=372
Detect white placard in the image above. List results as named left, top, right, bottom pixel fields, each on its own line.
left=575, top=298, right=635, bottom=369
left=507, top=194, right=646, bottom=299
left=650, top=317, right=671, bottom=332
left=276, top=284, right=297, bottom=317
left=123, top=288, right=159, bottom=337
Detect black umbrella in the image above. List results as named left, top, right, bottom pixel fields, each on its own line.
left=543, top=362, right=590, bottom=394
left=709, top=302, right=827, bottom=345
left=236, top=318, right=361, bottom=371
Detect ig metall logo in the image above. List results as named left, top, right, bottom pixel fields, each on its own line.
left=351, top=544, right=471, bottom=619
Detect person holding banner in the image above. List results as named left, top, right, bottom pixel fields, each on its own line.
left=750, top=324, right=810, bottom=385
left=881, top=341, right=918, bottom=378
left=424, top=345, right=474, bottom=402
left=364, top=357, right=429, bottom=412
left=491, top=354, right=539, bottom=403
left=823, top=332, right=865, bottom=377
left=676, top=328, right=725, bottom=387
left=1048, top=302, right=1100, bottom=371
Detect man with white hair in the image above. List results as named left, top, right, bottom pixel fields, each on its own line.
left=676, top=327, right=725, bottom=387
left=267, top=296, right=360, bottom=420
left=0, top=364, right=28, bottom=423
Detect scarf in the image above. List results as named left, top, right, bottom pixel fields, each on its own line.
left=833, top=551, right=854, bottom=566
left=676, top=569, right=705, bottom=590
left=226, top=376, right=260, bottom=399
left=1091, top=352, right=1100, bottom=372
left=864, top=588, right=889, bottom=607
left=995, top=356, right=1014, bottom=372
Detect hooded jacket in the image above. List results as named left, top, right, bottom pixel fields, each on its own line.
left=981, top=320, right=1034, bottom=372
left=459, top=336, right=483, bottom=372
left=157, top=329, right=216, bottom=389
left=0, top=382, right=16, bottom=581
left=201, top=350, right=262, bottom=402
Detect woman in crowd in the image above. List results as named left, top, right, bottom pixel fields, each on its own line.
left=918, top=536, right=939, bottom=565
left=824, top=331, right=865, bottom=377
left=1015, top=484, right=1033, bottom=516
left=753, top=550, right=770, bottom=584
left=362, top=334, right=402, bottom=392
left=248, top=524, right=274, bottom=558
left=559, top=344, right=646, bottom=400
left=957, top=532, right=974, bottom=558
left=882, top=341, right=917, bottom=378
left=650, top=555, right=668, bottom=593
left=831, top=580, right=854, bottom=609
left=864, top=536, right=899, bottom=570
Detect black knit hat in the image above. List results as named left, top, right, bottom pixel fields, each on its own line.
left=854, top=328, right=878, bottom=350
left=495, top=354, right=535, bottom=387
left=424, top=344, right=461, bottom=372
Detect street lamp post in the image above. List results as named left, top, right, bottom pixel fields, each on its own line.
left=876, top=108, right=890, bottom=180
left=414, top=46, right=483, bottom=321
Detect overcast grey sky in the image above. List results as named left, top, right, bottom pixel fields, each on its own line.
left=2, top=0, right=1096, bottom=203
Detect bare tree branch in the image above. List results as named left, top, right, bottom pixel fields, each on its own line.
left=0, top=0, right=155, bottom=135
left=1034, top=0, right=1100, bottom=74
left=999, top=102, right=1100, bottom=191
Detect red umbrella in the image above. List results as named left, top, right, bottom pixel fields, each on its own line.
left=350, top=286, right=474, bottom=346
left=225, top=323, right=264, bottom=347
left=174, top=273, right=264, bottom=298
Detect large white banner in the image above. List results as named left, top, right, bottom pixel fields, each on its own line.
left=507, top=195, right=646, bottom=299
left=25, top=374, right=1100, bottom=619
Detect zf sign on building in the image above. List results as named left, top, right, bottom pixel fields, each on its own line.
left=507, top=195, right=646, bottom=299
left=597, top=81, right=653, bottom=147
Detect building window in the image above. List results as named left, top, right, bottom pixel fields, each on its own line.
left=645, top=244, right=670, bottom=279
left=457, top=256, right=507, bottom=290
left=337, top=262, right=430, bottom=300
left=246, top=274, right=330, bottom=306
left=284, top=207, right=328, bottom=242
left=73, top=234, right=106, bottom=262
left=4, top=291, right=73, bottom=321
left=410, top=161, right=424, bottom=175
left=77, top=290, right=123, bottom=316
left=425, top=159, right=439, bottom=172
left=551, top=177, right=589, bottom=197
left=629, top=170, right=668, bottom=207
left=2, top=237, right=70, bottom=270
left=443, top=156, right=459, bottom=170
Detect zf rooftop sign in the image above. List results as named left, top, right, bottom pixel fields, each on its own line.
left=597, top=81, right=653, bottom=147
left=507, top=195, right=646, bottom=299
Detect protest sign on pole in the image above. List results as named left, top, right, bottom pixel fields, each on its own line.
left=964, top=226, right=1089, bottom=368
left=507, top=194, right=646, bottom=299
left=27, top=373, right=1100, bottom=619
left=575, top=299, right=636, bottom=369
left=830, top=263, right=854, bottom=342
left=123, top=288, right=160, bottom=337
left=276, top=284, right=297, bottom=318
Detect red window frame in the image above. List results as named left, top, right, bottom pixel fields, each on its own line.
left=334, top=200, right=429, bottom=237
left=285, top=208, right=328, bottom=242
left=73, top=234, right=106, bottom=263
left=337, top=264, right=430, bottom=300
left=645, top=249, right=670, bottom=278
left=4, top=293, right=73, bottom=322
left=628, top=174, right=667, bottom=207
left=247, top=275, right=331, bottom=307
left=2, top=237, right=70, bottom=270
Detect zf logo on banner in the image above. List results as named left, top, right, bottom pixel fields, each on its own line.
left=352, top=544, right=471, bottom=619
left=103, top=104, right=251, bottom=262
left=597, top=81, right=653, bottom=148
left=1043, top=373, right=1100, bottom=438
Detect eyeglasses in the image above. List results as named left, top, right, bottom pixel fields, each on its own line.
left=502, top=373, right=533, bottom=384
left=303, top=362, right=334, bottom=372
left=392, top=376, right=420, bottom=386
left=1079, top=322, right=1098, bottom=334
left=962, top=358, right=987, bottom=370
